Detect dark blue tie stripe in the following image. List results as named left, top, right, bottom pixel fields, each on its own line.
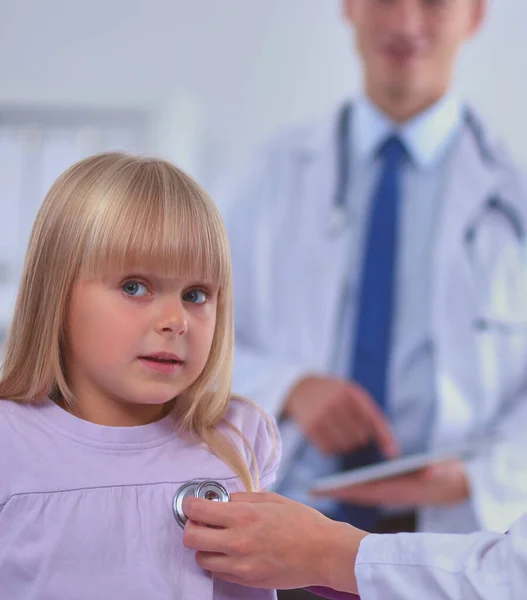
left=337, top=136, right=405, bottom=529
left=352, top=136, right=405, bottom=408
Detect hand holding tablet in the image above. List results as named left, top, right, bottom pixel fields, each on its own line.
left=311, top=437, right=496, bottom=507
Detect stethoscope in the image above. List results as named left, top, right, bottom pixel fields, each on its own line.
left=466, top=195, right=527, bottom=334
left=173, top=480, right=230, bottom=528
left=329, top=102, right=527, bottom=334
left=327, top=102, right=526, bottom=242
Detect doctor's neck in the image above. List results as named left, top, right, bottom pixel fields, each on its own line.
left=365, top=79, right=452, bottom=124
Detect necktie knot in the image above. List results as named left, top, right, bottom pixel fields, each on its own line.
left=379, top=135, right=407, bottom=165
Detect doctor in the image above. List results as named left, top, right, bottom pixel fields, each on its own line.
left=182, top=491, right=527, bottom=600
left=216, top=0, right=527, bottom=547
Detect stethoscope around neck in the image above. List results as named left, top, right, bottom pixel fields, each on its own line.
left=328, top=102, right=527, bottom=334
left=326, top=102, right=353, bottom=238
left=326, top=102, right=526, bottom=246
left=465, top=195, right=527, bottom=334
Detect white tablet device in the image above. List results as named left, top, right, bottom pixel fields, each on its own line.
left=311, top=436, right=496, bottom=493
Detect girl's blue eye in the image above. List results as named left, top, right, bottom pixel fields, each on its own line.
left=184, top=289, right=208, bottom=304
left=122, top=281, right=148, bottom=297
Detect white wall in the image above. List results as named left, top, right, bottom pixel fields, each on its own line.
left=1, top=0, right=526, bottom=181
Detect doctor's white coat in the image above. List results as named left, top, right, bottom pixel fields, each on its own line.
left=215, top=105, right=527, bottom=534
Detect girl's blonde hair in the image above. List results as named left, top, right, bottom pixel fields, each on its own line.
left=0, top=152, right=265, bottom=491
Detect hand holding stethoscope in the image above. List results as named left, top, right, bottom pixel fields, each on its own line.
left=173, top=480, right=231, bottom=528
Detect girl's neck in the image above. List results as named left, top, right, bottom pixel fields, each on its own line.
left=57, top=393, right=170, bottom=427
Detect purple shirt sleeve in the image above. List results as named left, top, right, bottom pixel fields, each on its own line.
left=304, top=586, right=359, bottom=599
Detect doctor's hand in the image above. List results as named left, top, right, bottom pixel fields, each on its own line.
left=284, top=375, right=400, bottom=458
left=183, top=491, right=368, bottom=594
left=312, top=459, right=470, bottom=507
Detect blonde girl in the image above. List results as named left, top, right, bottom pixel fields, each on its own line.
left=0, top=153, right=279, bottom=600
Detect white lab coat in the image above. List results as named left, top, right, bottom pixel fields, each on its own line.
left=215, top=104, right=527, bottom=534
left=355, top=511, right=527, bottom=600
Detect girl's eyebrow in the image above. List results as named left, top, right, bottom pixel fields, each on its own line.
left=106, top=270, right=218, bottom=287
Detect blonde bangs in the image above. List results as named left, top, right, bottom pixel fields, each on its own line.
left=79, top=159, right=231, bottom=287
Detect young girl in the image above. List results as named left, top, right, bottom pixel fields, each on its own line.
left=0, top=152, right=280, bottom=599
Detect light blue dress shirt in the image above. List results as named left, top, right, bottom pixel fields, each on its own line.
left=277, top=93, right=464, bottom=512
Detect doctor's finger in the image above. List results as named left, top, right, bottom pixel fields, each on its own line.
left=195, top=551, right=237, bottom=574
left=310, top=425, right=337, bottom=455
left=321, top=415, right=358, bottom=452
left=316, top=415, right=367, bottom=454
left=338, top=394, right=386, bottom=449
left=340, top=405, right=373, bottom=447
left=183, top=496, right=237, bottom=528
left=348, top=389, right=400, bottom=458
left=368, top=416, right=400, bottom=459
left=325, top=415, right=370, bottom=453
left=320, top=397, right=371, bottom=447
left=308, top=422, right=344, bottom=455
left=183, top=521, right=231, bottom=553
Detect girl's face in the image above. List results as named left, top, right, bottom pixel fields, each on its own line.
left=64, top=269, right=218, bottom=426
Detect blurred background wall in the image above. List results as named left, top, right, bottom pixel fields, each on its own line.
left=2, top=1, right=527, bottom=174
left=0, top=0, right=526, bottom=331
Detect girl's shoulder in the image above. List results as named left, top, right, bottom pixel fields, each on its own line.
left=222, top=397, right=282, bottom=490
left=0, top=398, right=32, bottom=436
left=223, top=395, right=272, bottom=433
left=0, top=399, right=49, bottom=442
left=0, top=400, right=35, bottom=505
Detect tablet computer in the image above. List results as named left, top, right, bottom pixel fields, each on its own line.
left=311, top=436, right=496, bottom=493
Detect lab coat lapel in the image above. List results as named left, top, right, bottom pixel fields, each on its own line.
left=431, top=118, right=501, bottom=446
left=297, top=108, right=352, bottom=370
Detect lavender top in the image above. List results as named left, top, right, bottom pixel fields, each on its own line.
left=0, top=397, right=280, bottom=599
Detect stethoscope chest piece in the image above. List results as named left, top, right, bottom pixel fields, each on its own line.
left=173, top=480, right=230, bottom=529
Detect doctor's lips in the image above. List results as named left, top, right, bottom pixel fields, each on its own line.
left=138, top=352, right=184, bottom=374
left=381, top=38, right=426, bottom=63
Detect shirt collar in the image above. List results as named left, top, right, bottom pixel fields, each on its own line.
left=353, top=93, right=463, bottom=169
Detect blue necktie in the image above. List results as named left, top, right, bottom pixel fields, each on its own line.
left=338, top=136, right=406, bottom=529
